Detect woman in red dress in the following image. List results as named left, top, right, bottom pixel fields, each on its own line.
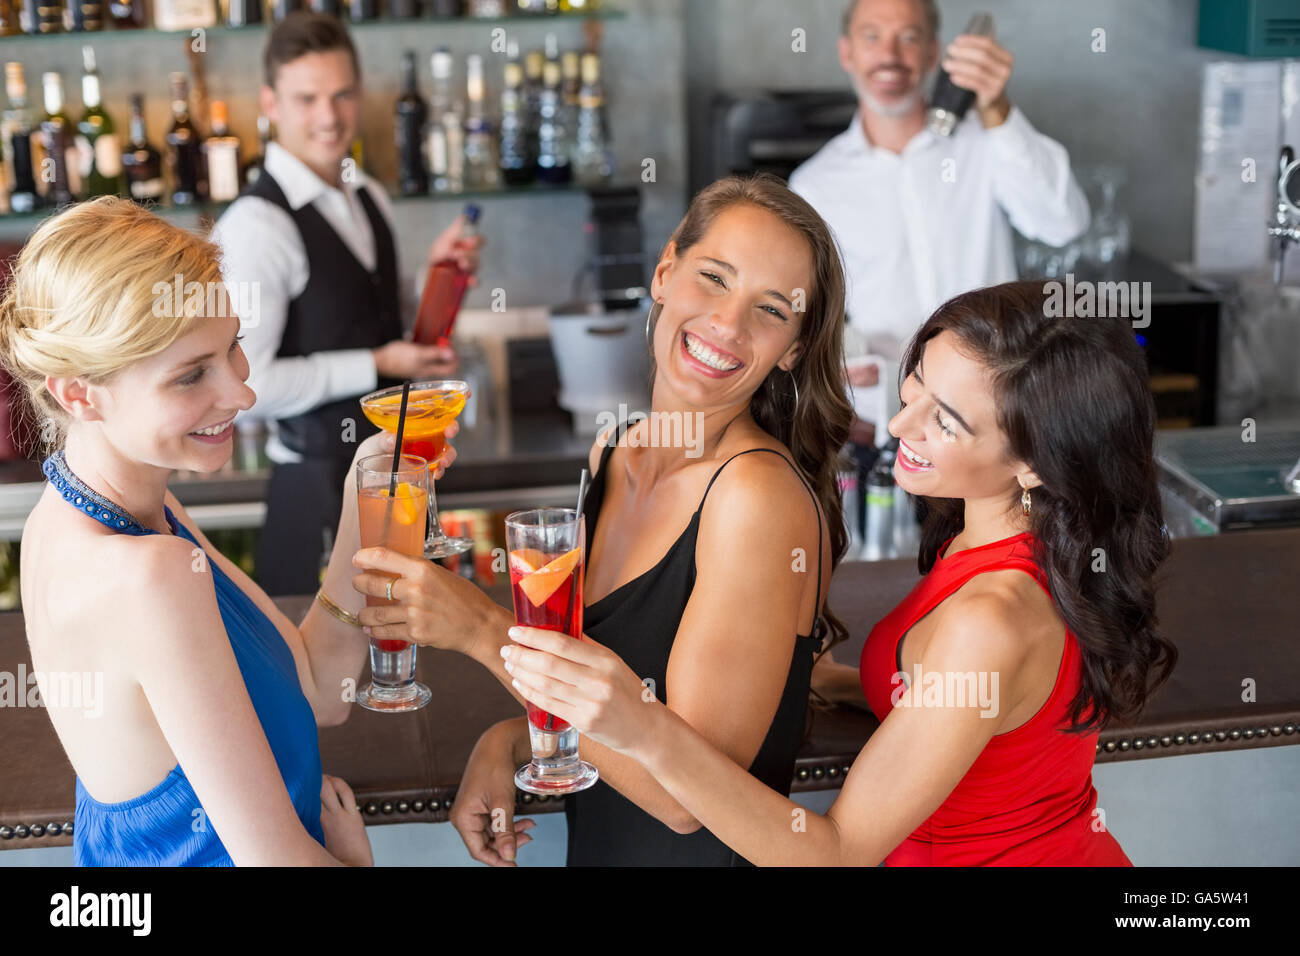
left=502, top=280, right=1177, bottom=865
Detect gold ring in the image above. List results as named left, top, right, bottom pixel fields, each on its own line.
left=385, top=579, right=394, bottom=602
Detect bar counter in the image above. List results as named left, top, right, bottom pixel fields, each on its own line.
left=3, top=527, right=1298, bottom=850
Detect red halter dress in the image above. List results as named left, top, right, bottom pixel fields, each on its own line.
left=859, top=532, right=1133, bottom=866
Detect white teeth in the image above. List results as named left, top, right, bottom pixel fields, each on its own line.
left=684, top=333, right=741, bottom=372
left=191, top=419, right=233, bottom=437
left=901, top=444, right=932, bottom=467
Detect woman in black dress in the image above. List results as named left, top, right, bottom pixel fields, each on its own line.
left=350, top=174, right=854, bottom=865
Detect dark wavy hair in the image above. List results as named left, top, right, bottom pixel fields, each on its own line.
left=647, top=174, right=855, bottom=653
left=900, top=281, right=1177, bottom=732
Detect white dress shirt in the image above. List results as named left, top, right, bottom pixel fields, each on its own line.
left=789, top=105, right=1089, bottom=429
left=210, top=142, right=415, bottom=463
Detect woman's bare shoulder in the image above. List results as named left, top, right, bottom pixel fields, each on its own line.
left=24, top=493, right=211, bottom=646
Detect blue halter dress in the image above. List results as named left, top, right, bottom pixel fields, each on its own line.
left=42, top=450, right=325, bottom=866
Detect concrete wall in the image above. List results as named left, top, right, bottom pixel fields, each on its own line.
left=685, top=0, right=1226, bottom=266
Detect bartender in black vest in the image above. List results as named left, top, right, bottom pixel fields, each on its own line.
left=212, top=12, right=482, bottom=596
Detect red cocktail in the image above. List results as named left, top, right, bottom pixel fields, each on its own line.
left=504, top=508, right=599, bottom=795
left=508, top=546, right=583, bottom=732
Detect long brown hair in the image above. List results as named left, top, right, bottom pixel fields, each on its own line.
left=647, top=174, right=855, bottom=652
left=901, top=281, right=1177, bottom=731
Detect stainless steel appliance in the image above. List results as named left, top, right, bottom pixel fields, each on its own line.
left=1156, top=425, right=1300, bottom=530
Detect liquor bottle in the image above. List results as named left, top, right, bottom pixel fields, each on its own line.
left=70, top=0, right=105, bottom=30
left=522, top=48, right=543, bottom=169
left=390, top=0, right=419, bottom=17
left=121, top=94, right=164, bottom=204
left=3, top=63, right=40, bottom=214
left=498, top=51, right=533, bottom=186
left=347, top=0, right=378, bottom=21
left=466, top=0, right=502, bottom=15
left=226, top=0, right=263, bottom=26
left=203, top=100, right=242, bottom=202
left=561, top=49, right=580, bottom=139
left=535, top=58, right=571, bottom=184
left=164, top=73, right=204, bottom=205
left=463, top=55, right=499, bottom=189
left=0, top=0, right=19, bottom=34
left=270, top=0, right=300, bottom=21
left=413, top=203, right=481, bottom=346
left=426, top=48, right=458, bottom=193
left=309, top=0, right=341, bottom=14
left=838, top=446, right=863, bottom=556
left=862, top=440, right=897, bottom=561
left=395, top=50, right=428, bottom=196
left=573, top=52, right=612, bottom=184
left=428, top=0, right=459, bottom=16
left=559, top=0, right=599, bottom=10
left=241, top=114, right=270, bottom=187
left=32, top=0, right=64, bottom=32
left=155, top=0, right=217, bottom=29
left=107, top=0, right=146, bottom=28
left=76, top=46, right=123, bottom=198
left=40, top=73, right=77, bottom=206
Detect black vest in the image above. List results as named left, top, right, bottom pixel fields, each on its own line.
left=243, top=170, right=403, bottom=461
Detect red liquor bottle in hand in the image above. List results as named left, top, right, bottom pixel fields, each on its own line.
left=414, top=203, right=482, bottom=347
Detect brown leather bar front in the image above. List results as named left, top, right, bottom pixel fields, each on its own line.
left=3, top=528, right=1298, bottom=851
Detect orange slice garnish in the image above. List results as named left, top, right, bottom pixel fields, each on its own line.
left=516, top=547, right=581, bottom=608
left=389, top=482, right=421, bottom=526
left=509, top=548, right=549, bottom=577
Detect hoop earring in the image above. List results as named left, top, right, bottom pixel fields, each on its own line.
left=1021, top=485, right=1032, bottom=517
left=645, top=311, right=653, bottom=355
left=787, top=368, right=800, bottom=413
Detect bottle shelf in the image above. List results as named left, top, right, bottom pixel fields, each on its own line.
left=0, top=178, right=632, bottom=227
left=0, top=8, right=623, bottom=45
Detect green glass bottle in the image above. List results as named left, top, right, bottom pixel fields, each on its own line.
left=76, top=46, right=123, bottom=198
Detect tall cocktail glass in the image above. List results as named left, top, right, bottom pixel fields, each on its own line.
left=505, top=508, right=599, bottom=794
left=356, top=453, right=432, bottom=713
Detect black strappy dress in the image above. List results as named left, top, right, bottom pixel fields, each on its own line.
left=565, top=423, right=826, bottom=866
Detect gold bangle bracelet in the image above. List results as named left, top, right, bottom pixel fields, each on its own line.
left=315, top=590, right=362, bottom=628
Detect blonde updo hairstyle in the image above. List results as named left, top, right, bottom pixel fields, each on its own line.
left=0, top=197, right=222, bottom=453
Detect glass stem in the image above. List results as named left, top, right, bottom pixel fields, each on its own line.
left=425, top=470, right=450, bottom=546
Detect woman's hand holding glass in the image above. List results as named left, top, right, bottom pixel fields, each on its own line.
left=352, top=419, right=459, bottom=480
left=501, top=627, right=656, bottom=759
left=350, top=544, right=500, bottom=654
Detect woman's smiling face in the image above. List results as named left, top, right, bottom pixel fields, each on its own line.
left=649, top=203, right=812, bottom=411
left=887, top=330, right=1030, bottom=501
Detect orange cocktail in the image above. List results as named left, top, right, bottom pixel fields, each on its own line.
left=355, top=453, right=432, bottom=713
left=360, top=381, right=467, bottom=472
left=359, top=381, right=473, bottom=560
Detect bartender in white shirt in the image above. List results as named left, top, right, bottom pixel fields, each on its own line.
left=211, top=12, right=482, bottom=595
left=789, top=0, right=1089, bottom=450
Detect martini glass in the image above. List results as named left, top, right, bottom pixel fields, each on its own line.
left=361, top=380, right=474, bottom=559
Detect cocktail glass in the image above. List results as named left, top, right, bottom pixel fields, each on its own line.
left=355, top=453, right=432, bottom=713
left=505, top=508, right=599, bottom=795
left=360, top=380, right=474, bottom=559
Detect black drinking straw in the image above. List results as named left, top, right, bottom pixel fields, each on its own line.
left=381, top=382, right=412, bottom=543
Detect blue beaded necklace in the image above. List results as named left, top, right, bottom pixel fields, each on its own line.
left=42, top=449, right=154, bottom=535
